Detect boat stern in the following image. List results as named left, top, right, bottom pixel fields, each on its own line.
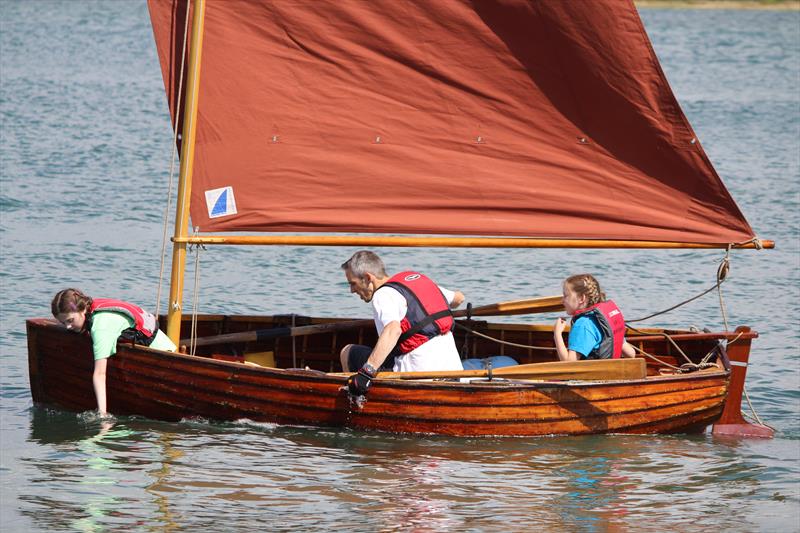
left=712, top=326, right=774, bottom=438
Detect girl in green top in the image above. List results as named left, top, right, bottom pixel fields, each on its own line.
left=51, top=288, right=176, bottom=415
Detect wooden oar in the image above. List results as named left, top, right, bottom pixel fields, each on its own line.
left=182, top=295, right=563, bottom=347
left=455, top=295, right=563, bottom=317
left=370, top=358, right=646, bottom=381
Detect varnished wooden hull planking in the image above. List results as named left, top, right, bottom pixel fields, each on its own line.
left=27, top=316, right=758, bottom=437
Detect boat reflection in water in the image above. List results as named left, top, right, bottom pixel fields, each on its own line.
left=23, top=408, right=770, bottom=530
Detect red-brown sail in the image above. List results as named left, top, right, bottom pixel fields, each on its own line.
left=147, top=0, right=755, bottom=245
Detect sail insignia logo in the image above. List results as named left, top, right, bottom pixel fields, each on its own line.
left=205, top=186, right=237, bottom=218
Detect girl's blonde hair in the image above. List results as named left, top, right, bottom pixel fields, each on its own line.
left=564, top=274, right=606, bottom=307
left=51, top=288, right=92, bottom=317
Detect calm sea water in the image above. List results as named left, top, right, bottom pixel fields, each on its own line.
left=1, top=2, right=798, bottom=531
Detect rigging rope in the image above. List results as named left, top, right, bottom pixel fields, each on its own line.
left=718, top=245, right=732, bottom=332
left=453, top=322, right=555, bottom=351
left=627, top=251, right=730, bottom=324
left=455, top=247, right=765, bottom=428
left=626, top=324, right=694, bottom=365
left=630, top=345, right=682, bottom=371
left=624, top=252, right=730, bottom=372
left=624, top=248, right=768, bottom=427
left=454, top=250, right=737, bottom=362
left=188, top=242, right=204, bottom=356
left=711, top=247, right=767, bottom=427
left=735, top=237, right=764, bottom=250
left=155, top=1, right=192, bottom=318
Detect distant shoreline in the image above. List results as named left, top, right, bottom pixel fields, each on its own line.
left=635, top=0, right=799, bottom=9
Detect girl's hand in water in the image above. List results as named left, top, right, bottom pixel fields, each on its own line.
left=99, top=419, right=114, bottom=435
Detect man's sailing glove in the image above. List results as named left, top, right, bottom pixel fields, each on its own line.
left=348, top=363, right=377, bottom=395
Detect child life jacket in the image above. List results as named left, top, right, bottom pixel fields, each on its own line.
left=571, top=300, right=626, bottom=359
left=379, top=271, right=453, bottom=354
left=89, top=298, right=158, bottom=346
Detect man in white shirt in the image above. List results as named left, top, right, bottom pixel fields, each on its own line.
left=340, top=250, right=465, bottom=395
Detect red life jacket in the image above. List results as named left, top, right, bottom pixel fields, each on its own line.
left=89, top=298, right=158, bottom=346
left=379, top=271, right=453, bottom=354
left=571, top=300, right=626, bottom=359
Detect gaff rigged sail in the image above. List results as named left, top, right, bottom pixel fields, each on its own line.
left=148, top=0, right=755, bottom=245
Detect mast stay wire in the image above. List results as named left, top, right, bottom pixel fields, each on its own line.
left=155, top=0, right=192, bottom=319
left=189, top=240, right=205, bottom=356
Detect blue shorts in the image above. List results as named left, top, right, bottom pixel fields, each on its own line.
left=461, top=356, right=519, bottom=370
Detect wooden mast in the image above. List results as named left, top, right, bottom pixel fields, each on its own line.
left=166, top=0, right=206, bottom=344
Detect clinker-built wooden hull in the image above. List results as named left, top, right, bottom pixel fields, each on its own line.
left=26, top=315, right=768, bottom=437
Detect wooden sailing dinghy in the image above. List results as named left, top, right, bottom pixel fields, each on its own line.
left=27, top=0, right=774, bottom=437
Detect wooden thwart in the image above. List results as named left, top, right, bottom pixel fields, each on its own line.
left=182, top=295, right=564, bottom=347
left=331, top=358, right=648, bottom=382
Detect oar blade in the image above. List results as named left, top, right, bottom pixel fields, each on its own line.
left=463, top=295, right=564, bottom=317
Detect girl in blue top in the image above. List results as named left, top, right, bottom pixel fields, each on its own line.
left=554, top=274, right=635, bottom=361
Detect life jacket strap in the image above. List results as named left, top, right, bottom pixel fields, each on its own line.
left=397, top=308, right=452, bottom=345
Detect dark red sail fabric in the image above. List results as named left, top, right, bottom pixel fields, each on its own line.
left=147, top=0, right=755, bottom=244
